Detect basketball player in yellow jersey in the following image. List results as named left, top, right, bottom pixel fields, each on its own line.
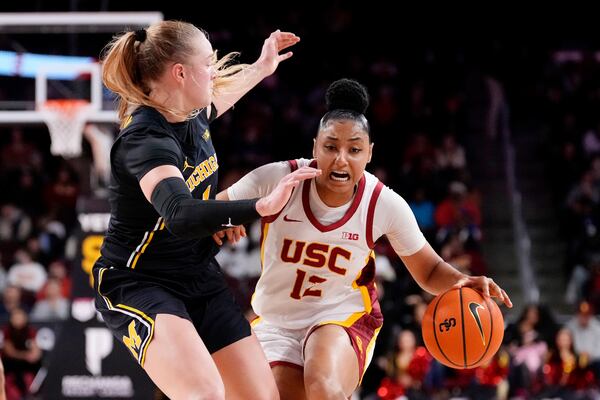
left=217, top=79, right=513, bottom=399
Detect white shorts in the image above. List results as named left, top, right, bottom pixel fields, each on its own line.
left=252, top=312, right=383, bottom=379
left=252, top=318, right=310, bottom=368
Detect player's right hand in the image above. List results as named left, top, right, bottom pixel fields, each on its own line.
left=256, top=30, right=300, bottom=77
left=452, top=275, right=513, bottom=308
left=255, top=166, right=321, bottom=217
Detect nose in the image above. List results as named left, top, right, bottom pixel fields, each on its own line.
left=334, top=150, right=349, bottom=166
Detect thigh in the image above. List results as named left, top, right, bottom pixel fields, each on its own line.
left=212, top=333, right=278, bottom=400
left=303, top=325, right=359, bottom=397
left=193, top=289, right=277, bottom=399
left=94, top=266, right=190, bottom=366
left=191, top=288, right=251, bottom=354
left=271, top=364, right=305, bottom=400
left=144, top=314, right=224, bottom=400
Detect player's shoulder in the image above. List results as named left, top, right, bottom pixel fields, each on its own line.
left=362, top=169, right=379, bottom=185
left=364, top=175, right=409, bottom=209
left=124, top=106, right=167, bottom=129
left=117, top=127, right=179, bottom=153
left=112, top=127, right=181, bottom=165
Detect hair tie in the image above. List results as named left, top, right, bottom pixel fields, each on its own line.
left=134, top=29, right=147, bottom=43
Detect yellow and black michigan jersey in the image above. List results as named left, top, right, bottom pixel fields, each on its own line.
left=97, top=105, right=225, bottom=291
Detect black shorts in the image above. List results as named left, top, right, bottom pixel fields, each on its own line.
left=93, top=263, right=251, bottom=367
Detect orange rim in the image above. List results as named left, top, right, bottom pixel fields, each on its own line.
left=42, top=99, right=90, bottom=115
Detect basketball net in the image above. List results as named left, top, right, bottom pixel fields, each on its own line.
left=40, top=99, right=92, bottom=158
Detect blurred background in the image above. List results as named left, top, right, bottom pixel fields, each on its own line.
left=0, top=2, right=600, bottom=399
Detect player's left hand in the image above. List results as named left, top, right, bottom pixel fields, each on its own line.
left=212, top=225, right=246, bottom=246
left=452, top=275, right=513, bottom=308
left=256, top=30, right=300, bottom=76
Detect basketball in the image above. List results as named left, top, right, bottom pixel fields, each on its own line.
left=421, top=287, right=504, bottom=369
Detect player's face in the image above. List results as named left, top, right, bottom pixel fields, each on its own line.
left=180, top=33, right=216, bottom=110
left=313, top=119, right=373, bottom=204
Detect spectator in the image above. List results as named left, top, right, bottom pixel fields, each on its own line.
left=566, top=301, right=600, bottom=378
left=0, top=205, right=32, bottom=244
left=1, top=308, right=42, bottom=400
left=435, top=133, right=466, bottom=171
left=434, top=181, right=482, bottom=243
left=509, top=330, right=548, bottom=397
left=36, top=260, right=71, bottom=300
left=0, top=286, right=25, bottom=321
left=30, top=278, right=69, bottom=321
left=505, top=304, right=559, bottom=347
left=377, top=330, right=432, bottom=400
left=541, top=327, right=597, bottom=399
left=6, top=249, right=46, bottom=295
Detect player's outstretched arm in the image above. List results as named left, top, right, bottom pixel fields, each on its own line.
left=213, top=165, right=320, bottom=244
left=213, top=30, right=300, bottom=117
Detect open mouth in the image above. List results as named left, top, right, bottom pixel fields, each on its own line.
left=330, top=171, right=350, bottom=182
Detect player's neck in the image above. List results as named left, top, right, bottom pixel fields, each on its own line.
left=314, top=179, right=355, bottom=208
left=149, top=87, right=188, bottom=123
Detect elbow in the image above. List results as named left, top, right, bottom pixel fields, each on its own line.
left=163, top=218, right=187, bottom=238
left=159, top=198, right=217, bottom=239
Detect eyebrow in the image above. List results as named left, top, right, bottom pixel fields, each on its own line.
left=324, top=135, right=364, bottom=142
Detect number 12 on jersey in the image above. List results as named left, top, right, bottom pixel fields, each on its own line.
left=290, top=269, right=327, bottom=300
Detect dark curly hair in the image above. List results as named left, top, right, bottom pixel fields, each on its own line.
left=319, top=78, right=371, bottom=139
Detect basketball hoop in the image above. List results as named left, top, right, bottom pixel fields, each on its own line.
left=40, top=99, right=92, bottom=158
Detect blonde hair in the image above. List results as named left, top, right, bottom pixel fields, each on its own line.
left=101, top=20, right=248, bottom=122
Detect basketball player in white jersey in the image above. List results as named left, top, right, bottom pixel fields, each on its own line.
left=217, top=79, right=512, bottom=399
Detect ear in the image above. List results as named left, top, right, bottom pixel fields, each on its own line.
left=367, top=142, right=374, bottom=163
left=171, top=63, right=185, bottom=82
left=312, top=138, right=317, bottom=159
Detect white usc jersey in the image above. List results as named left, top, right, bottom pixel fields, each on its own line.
left=253, top=159, right=384, bottom=329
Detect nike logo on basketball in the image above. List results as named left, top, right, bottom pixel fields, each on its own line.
left=283, top=215, right=302, bottom=223
left=468, top=302, right=485, bottom=345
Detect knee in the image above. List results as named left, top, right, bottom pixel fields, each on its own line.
left=186, top=382, right=225, bottom=400
left=305, top=372, right=344, bottom=399
left=254, top=386, right=279, bottom=400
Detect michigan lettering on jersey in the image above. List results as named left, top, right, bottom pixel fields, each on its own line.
left=185, top=154, right=219, bottom=192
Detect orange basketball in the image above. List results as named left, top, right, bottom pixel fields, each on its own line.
left=421, top=287, right=504, bottom=369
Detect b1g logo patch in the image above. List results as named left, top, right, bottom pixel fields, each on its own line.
left=342, top=232, right=359, bottom=241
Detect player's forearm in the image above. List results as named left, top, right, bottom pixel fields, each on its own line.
left=151, top=177, right=260, bottom=238
left=212, top=62, right=269, bottom=117
left=421, top=260, right=467, bottom=295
